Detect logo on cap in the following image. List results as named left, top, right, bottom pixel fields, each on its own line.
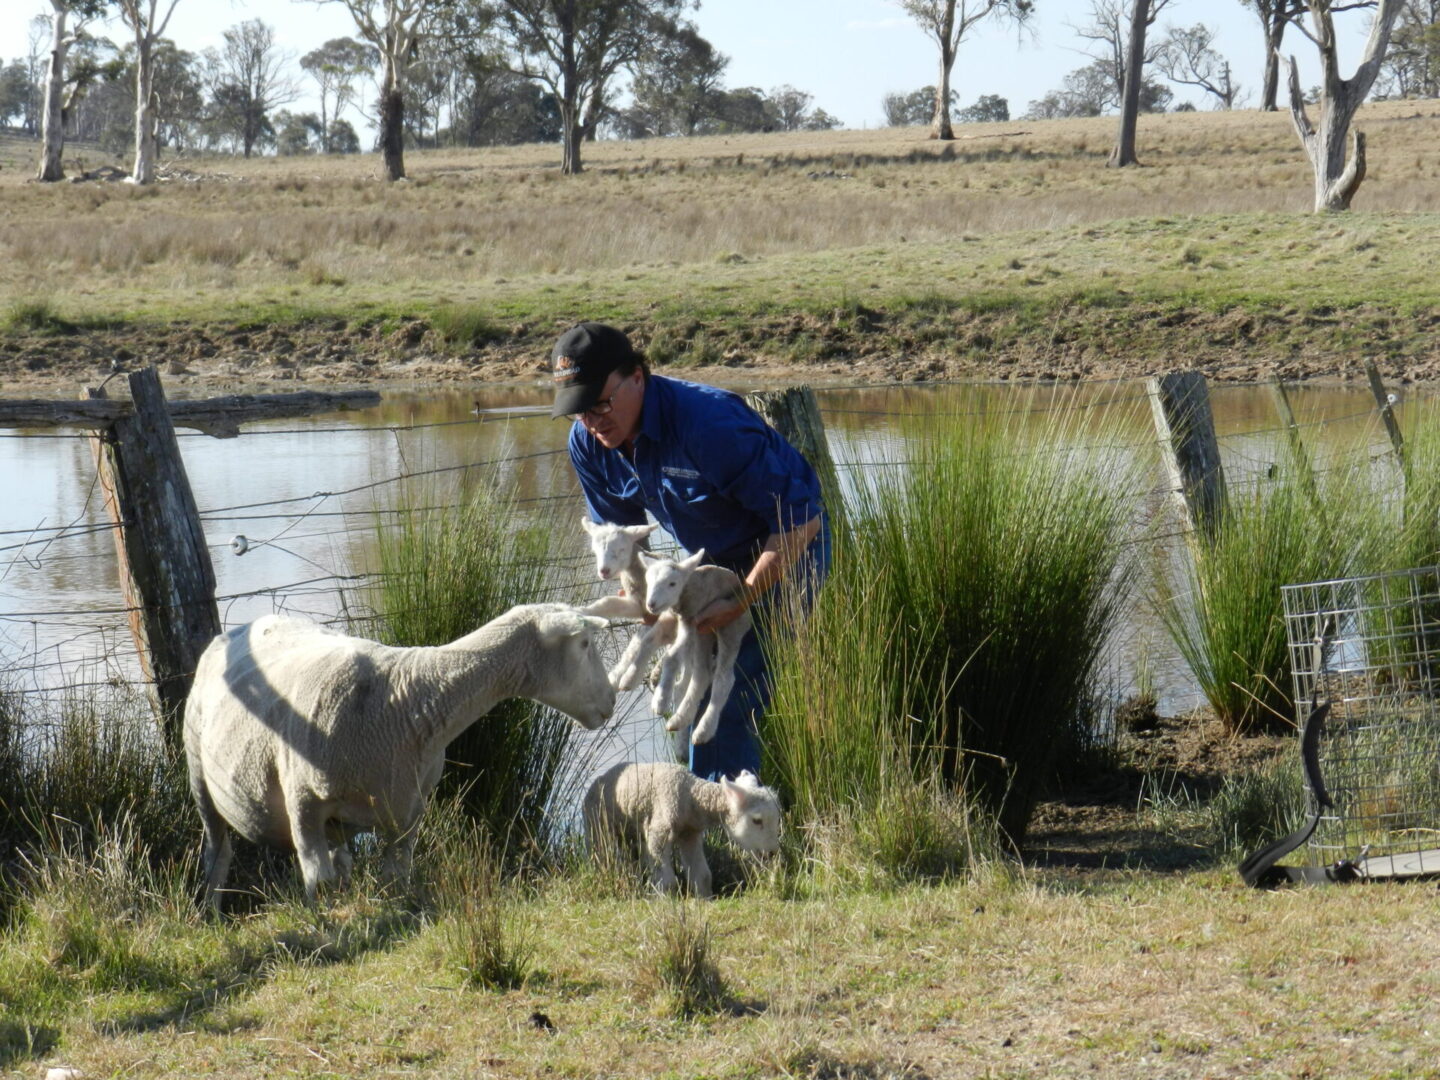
left=553, top=355, right=580, bottom=386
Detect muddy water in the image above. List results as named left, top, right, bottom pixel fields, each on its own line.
left=0, top=380, right=1410, bottom=744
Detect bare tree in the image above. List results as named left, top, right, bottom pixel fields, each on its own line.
left=1107, top=0, right=1173, bottom=167
left=1240, top=0, right=1306, bottom=110
left=208, top=20, right=297, bottom=158
left=301, top=37, right=378, bottom=153
left=1156, top=23, right=1239, bottom=108
left=310, top=0, right=447, bottom=181
left=1284, top=0, right=1404, bottom=211
left=116, top=0, right=182, bottom=184
left=896, top=0, right=1031, bottom=140
left=36, top=1, right=110, bottom=181
left=494, top=0, right=689, bottom=175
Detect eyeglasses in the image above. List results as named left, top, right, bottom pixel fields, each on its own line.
left=568, top=394, right=616, bottom=422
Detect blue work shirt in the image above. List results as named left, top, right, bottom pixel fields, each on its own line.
left=568, top=375, right=826, bottom=572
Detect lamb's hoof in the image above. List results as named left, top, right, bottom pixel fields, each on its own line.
left=691, top=712, right=719, bottom=745
left=664, top=715, right=686, bottom=733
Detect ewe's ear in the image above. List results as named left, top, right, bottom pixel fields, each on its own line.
left=680, top=548, right=706, bottom=570
left=536, top=608, right=597, bottom=643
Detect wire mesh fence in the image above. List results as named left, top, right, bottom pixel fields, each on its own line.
left=1283, top=565, right=1440, bottom=876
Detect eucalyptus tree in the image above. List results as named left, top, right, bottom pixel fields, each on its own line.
left=309, top=0, right=452, bottom=180
left=1100, top=0, right=1173, bottom=166
left=1283, top=0, right=1404, bottom=211
left=1381, top=0, right=1440, bottom=96
left=300, top=37, right=378, bottom=153
left=493, top=0, right=691, bottom=174
left=116, top=0, right=182, bottom=183
left=208, top=20, right=297, bottom=158
left=895, top=0, right=1032, bottom=140
left=616, top=18, right=726, bottom=137
left=37, top=0, right=110, bottom=181
left=1241, top=0, right=1306, bottom=110
left=1155, top=23, right=1238, bottom=109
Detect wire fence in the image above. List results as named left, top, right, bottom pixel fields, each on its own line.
left=0, top=377, right=1417, bottom=725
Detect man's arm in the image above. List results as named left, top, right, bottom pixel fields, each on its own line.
left=694, top=515, right=822, bottom=634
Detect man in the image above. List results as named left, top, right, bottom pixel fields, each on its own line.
left=552, top=322, right=829, bottom=782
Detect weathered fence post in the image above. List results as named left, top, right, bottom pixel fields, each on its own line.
left=745, top=385, right=843, bottom=528
left=1148, top=372, right=1227, bottom=538
left=1363, top=358, right=1405, bottom=467
left=85, top=367, right=221, bottom=753
left=1267, top=376, right=1320, bottom=506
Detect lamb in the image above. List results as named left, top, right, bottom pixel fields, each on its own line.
left=640, top=548, right=752, bottom=745
left=577, top=516, right=680, bottom=692
left=183, top=603, right=615, bottom=910
left=582, top=761, right=782, bottom=898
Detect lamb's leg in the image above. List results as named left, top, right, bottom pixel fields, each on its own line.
left=286, top=791, right=337, bottom=905
left=582, top=594, right=642, bottom=620
left=616, top=613, right=679, bottom=691
left=191, top=772, right=233, bottom=914
left=653, top=619, right=693, bottom=718
left=667, top=628, right=714, bottom=733
left=644, top=824, right=679, bottom=895
left=675, top=831, right=713, bottom=899
left=691, top=619, right=749, bottom=745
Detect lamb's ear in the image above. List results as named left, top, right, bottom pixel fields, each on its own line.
left=734, top=770, right=761, bottom=791
left=680, top=548, right=706, bottom=570
left=638, top=549, right=661, bottom=567
left=580, top=515, right=598, bottom=535
left=721, top=776, right=747, bottom=811
left=624, top=523, right=659, bottom=541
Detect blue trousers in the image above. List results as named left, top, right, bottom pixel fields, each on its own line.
left=689, top=527, right=830, bottom=783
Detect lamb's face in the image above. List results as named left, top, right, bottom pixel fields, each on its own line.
left=642, top=559, right=692, bottom=615
left=723, top=783, right=782, bottom=854
left=583, top=519, right=655, bottom=582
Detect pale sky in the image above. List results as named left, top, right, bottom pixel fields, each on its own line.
left=1, top=1, right=1381, bottom=135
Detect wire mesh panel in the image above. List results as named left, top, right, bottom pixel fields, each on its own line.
left=1282, top=566, right=1440, bottom=876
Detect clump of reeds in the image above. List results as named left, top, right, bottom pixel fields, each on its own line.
left=363, top=467, right=577, bottom=869
left=429, top=303, right=504, bottom=351
left=419, top=796, right=537, bottom=990
left=1158, top=458, right=1357, bottom=736
left=636, top=900, right=729, bottom=1019
left=767, top=393, right=1141, bottom=852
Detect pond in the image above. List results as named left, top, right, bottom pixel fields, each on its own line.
left=0, top=377, right=1410, bottom=759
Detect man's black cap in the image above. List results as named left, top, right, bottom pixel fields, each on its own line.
left=549, top=322, right=639, bottom=419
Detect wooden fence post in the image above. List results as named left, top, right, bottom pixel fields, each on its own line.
left=1363, top=358, right=1405, bottom=467
left=1148, top=372, right=1227, bottom=538
left=745, top=385, right=843, bottom=528
left=85, top=367, right=221, bottom=753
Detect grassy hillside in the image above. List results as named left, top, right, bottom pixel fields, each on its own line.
left=3, top=103, right=1440, bottom=388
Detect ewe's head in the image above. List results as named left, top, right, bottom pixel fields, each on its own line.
left=721, top=771, right=782, bottom=854
left=530, top=605, right=616, bottom=730
left=580, top=516, right=657, bottom=581
left=640, top=549, right=705, bottom=615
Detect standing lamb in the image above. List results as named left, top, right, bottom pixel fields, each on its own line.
left=583, top=761, right=781, bottom=898
left=577, top=516, right=680, bottom=692
left=640, top=548, right=752, bottom=745
left=184, top=603, right=615, bottom=910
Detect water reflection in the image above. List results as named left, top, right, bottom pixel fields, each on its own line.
left=0, top=378, right=1419, bottom=729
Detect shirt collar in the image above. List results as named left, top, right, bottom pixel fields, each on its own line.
left=636, top=373, right=666, bottom=445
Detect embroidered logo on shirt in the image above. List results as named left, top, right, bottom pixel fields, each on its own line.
left=662, top=466, right=702, bottom=480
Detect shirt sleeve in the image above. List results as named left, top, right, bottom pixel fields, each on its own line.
left=568, top=423, right=648, bottom=527
left=679, top=397, right=824, bottom=537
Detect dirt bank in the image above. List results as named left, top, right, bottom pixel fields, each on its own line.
left=3, top=300, right=1436, bottom=398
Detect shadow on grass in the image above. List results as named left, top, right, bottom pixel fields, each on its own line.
left=0, top=1020, right=60, bottom=1068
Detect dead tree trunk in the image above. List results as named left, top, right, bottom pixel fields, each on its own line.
left=36, top=3, right=70, bottom=182
left=1284, top=0, right=1403, bottom=212
left=1108, top=0, right=1152, bottom=168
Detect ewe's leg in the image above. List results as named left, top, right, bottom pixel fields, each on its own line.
left=191, top=776, right=234, bottom=913
left=675, top=831, right=713, bottom=899
left=692, top=619, right=749, bottom=745
left=286, top=791, right=337, bottom=905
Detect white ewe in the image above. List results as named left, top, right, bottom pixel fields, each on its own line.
left=184, top=603, right=615, bottom=909
left=577, top=516, right=681, bottom=692
left=582, top=761, right=781, bottom=897
left=640, top=549, right=752, bottom=745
